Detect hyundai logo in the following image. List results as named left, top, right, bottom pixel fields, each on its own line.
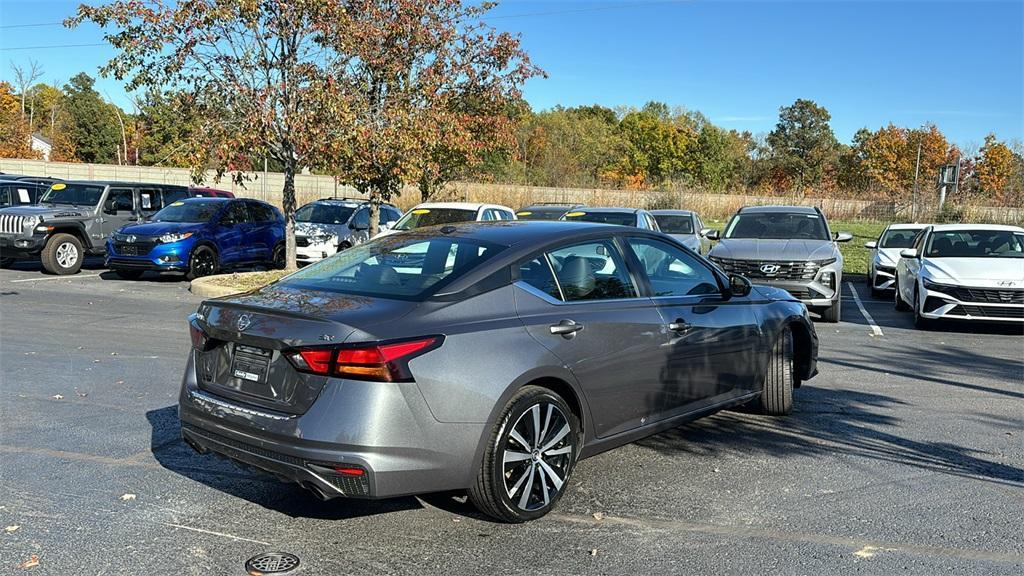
left=760, top=264, right=781, bottom=275
left=997, top=280, right=1017, bottom=287
left=236, top=313, right=252, bottom=331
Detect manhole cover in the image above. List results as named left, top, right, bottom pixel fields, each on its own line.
left=245, top=552, right=300, bottom=575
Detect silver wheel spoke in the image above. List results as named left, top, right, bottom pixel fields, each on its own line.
left=543, top=445, right=572, bottom=457
left=538, top=464, right=551, bottom=506
left=539, top=423, right=570, bottom=453
left=507, top=466, right=531, bottom=499
left=539, top=404, right=553, bottom=448
left=538, top=459, right=564, bottom=491
left=503, top=450, right=532, bottom=465
left=517, top=466, right=536, bottom=509
left=508, top=429, right=530, bottom=450
left=530, top=404, right=541, bottom=448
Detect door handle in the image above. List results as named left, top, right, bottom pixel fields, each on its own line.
left=668, top=319, right=690, bottom=332
left=549, top=319, right=584, bottom=339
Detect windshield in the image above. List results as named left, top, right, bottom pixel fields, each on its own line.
left=279, top=235, right=505, bottom=300
left=151, top=200, right=223, bottom=223
left=296, top=203, right=356, bottom=225
left=563, top=211, right=637, bottom=226
left=925, top=230, right=1024, bottom=258
left=653, top=214, right=694, bottom=234
left=394, top=208, right=477, bottom=230
left=517, top=207, right=569, bottom=221
left=724, top=212, right=829, bottom=240
left=39, top=183, right=105, bottom=206
left=879, top=228, right=922, bottom=249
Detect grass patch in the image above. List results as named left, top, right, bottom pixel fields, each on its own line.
left=203, top=270, right=290, bottom=291
left=702, top=219, right=887, bottom=276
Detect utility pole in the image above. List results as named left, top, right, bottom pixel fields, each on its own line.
left=911, top=142, right=922, bottom=222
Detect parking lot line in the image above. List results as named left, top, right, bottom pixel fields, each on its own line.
left=8, top=273, right=103, bottom=283
left=846, top=281, right=883, bottom=337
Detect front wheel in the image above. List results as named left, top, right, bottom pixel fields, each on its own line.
left=753, top=327, right=794, bottom=415
left=186, top=246, right=218, bottom=280
left=41, top=233, right=84, bottom=275
left=469, top=386, right=580, bottom=523
left=894, top=275, right=911, bottom=311
left=913, top=287, right=934, bottom=330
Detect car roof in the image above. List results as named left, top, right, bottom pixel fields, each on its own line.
left=178, top=196, right=232, bottom=203
left=650, top=209, right=695, bottom=216
left=929, top=223, right=1024, bottom=232
left=396, top=220, right=634, bottom=247
left=886, top=223, right=927, bottom=230
left=411, top=202, right=513, bottom=211
left=55, top=180, right=188, bottom=187
left=737, top=205, right=819, bottom=214
left=569, top=207, right=641, bottom=214
left=519, top=204, right=579, bottom=211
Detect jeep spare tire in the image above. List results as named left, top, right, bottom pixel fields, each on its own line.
left=41, top=233, right=84, bottom=275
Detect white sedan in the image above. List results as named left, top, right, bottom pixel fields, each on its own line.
left=895, top=224, right=1024, bottom=328
left=865, top=223, right=926, bottom=297
left=377, top=202, right=516, bottom=239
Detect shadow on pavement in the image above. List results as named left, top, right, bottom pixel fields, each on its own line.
left=638, top=386, right=1024, bottom=486
left=145, top=405, right=424, bottom=520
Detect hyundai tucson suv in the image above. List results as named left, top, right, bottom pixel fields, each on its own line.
left=106, top=197, right=285, bottom=279
left=179, top=220, right=818, bottom=522
left=894, top=224, right=1024, bottom=327
left=707, top=206, right=852, bottom=322
left=294, top=197, right=402, bottom=265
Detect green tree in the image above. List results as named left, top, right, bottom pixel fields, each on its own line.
left=684, top=125, right=749, bottom=190
left=765, top=99, right=838, bottom=189
left=615, top=108, right=692, bottom=187
left=62, top=73, right=120, bottom=163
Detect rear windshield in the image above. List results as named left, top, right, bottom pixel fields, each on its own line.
left=151, top=200, right=223, bottom=223
left=652, top=214, right=694, bottom=234
left=563, top=211, right=637, bottom=227
left=517, top=207, right=568, bottom=221
left=40, top=183, right=105, bottom=206
left=879, top=228, right=922, bottom=248
left=278, top=235, right=505, bottom=300
left=925, top=230, right=1024, bottom=258
left=724, top=212, right=829, bottom=240
left=394, top=208, right=477, bottom=230
left=296, top=203, right=356, bottom=225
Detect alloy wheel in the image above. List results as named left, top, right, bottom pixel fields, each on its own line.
left=502, top=402, right=573, bottom=511
left=192, top=250, right=216, bottom=277
left=55, top=242, right=79, bottom=269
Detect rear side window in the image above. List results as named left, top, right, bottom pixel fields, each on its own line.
left=544, top=240, right=637, bottom=301
left=248, top=202, right=276, bottom=222
left=279, top=237, right=504, bottom=300
left=352, top=208, right=370, bottom=228
left=164, top=187, right=190, bottom=203
left=139, top=188, right=162, bottom=213
left=220, top=202, right=251, bottom=225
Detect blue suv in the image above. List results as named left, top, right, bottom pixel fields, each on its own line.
left=106, top=198, right=285, bottom=280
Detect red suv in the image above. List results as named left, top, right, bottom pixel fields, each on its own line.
left=188, top=187, right=235, bottom=198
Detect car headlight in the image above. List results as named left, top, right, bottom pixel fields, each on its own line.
left=23, top=215, right=41, bottom=229
left=922, top=279, right=954, bottom=292
left=159, top=231, right=194, bottom=244
left=811, top=258, right=837, bottom=267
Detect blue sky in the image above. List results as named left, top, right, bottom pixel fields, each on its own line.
left=1, top=0, right=1021, bottom=148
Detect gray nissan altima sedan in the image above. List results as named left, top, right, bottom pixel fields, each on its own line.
left=179, top=221, right=818, bottom=522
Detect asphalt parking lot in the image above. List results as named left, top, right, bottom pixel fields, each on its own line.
left=1, top=263, right=1022, bottom=575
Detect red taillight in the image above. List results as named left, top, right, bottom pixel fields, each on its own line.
left=189, top=321, right=207, bottom=350
left=285, top=336, right=442, bottom=382
left=333, top=467, right=365, bottom=477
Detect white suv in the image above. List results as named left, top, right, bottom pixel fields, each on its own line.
left=294, top=198, right=402, bottom=264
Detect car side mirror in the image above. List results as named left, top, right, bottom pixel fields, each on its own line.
left=705, top=229, right=720, bottom=240
left=727, top=274, right=752, bottom=298
left=899, top=249, right=918, bottom=259
left=103, top=200, right=117, bottom=215
left=864, top=241, right=877, bottom=249
left=834, top=231, right=853, bottom=242
left=699, top=228, right=713, bottom=238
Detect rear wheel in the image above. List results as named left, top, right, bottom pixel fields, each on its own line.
left=41, top=233, right=84, bottom=275
left=186, top=246, right=218, bottom=280
left=754, top=327, right=794, bottom=415
left=114, top=270, right=144, bottom=280
left=469, top=386, right=579, bottom=523
left=271, top=243, right=286, bottom=270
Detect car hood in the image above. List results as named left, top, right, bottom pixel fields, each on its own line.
left=875, top=248, right=903, bottom=266
left=0, top=204, right=92, bottom=219
left=923, top=258, right=1024, bottom=287
left=667, top=233, right=700, bottom=251
left=710, top=238, right=836, bottom=261
left=295, top=222, right=345, bottom=237
left=118, top=221, right=206, bottom=236
left=752, top=284, right=799, bottom=301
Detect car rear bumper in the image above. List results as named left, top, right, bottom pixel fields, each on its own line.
left=177, top=353, right=483, bottom=499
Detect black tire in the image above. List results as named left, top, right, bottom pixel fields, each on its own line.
left=469, top=385, right=580, bottom=523
left=186, top=246, right=219, bottom=280
left=870, top=287, right=884, bottom=299
left=0, top=256, right=15, bottom=269
left=113, top=269, right=144, bottom=280
left=40, top=233, right=84, bottom=275
left=913, top=287, right=934, bottom=330
left=820, top=297, right=841, bottom=323
left=894, top=275, right=911, bottom=311
left=271, top=243, right=286, bottom=270
left=754, top=327, right=794, bottom=415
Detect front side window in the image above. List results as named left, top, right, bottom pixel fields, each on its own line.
left=544, top=240, right=637, bottom=301
left=40, top=183, right=105, bottom=206
left=393, top=207, right=477, bottom=230
left=925, top=230, right=1024, bottom=258
left=351, top=208, right=370, bottom=228
left=653, top=214, right=695, bottom=235
left=519, top=256, right=562, bottom=300
left=724, top=212, right=829, bottom=240
left=627, top=238, right=720, bottom=297
left=108, top=188, right=134, bottom=212
left=279, top=236, right=504, bottom=300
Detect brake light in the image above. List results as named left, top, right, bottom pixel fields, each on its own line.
left=333, top=467, right=365, bottom=477
left=285, top=336, right=442, bottom=382
left=189, top=321, right=208, bottom=350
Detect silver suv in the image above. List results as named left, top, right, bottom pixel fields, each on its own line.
left=0, top=180, right=190, bottom=274
left=294, top=197, right=402, bottom=265
left=707, top=206, right=852, bottom=322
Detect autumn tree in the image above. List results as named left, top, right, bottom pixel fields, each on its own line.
left=860, top=123, right=951, bottom=203
left=0, top=81, right=40, bottom=159
left=975, top=134, right=1018, bottom=202
left=70, top=0, right=350, bottom=268
left=317, top=0, right=541, bottom=234
left=765, top=99, right=838, bottom=190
